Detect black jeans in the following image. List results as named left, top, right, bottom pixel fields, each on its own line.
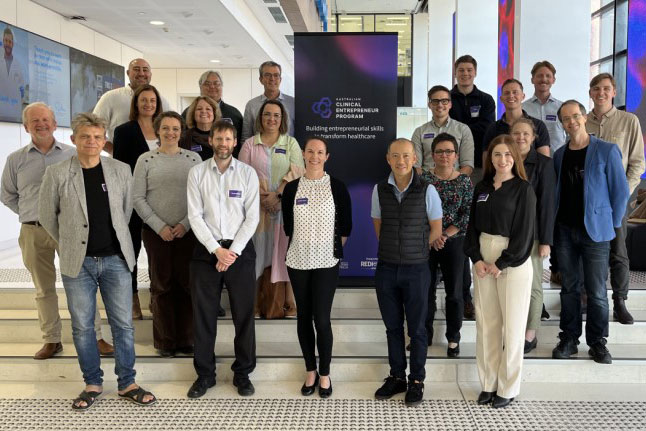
left=609, top=218, right=630, bottom=300
left=427, top=236, right=464, bottom=344
left=190, top=242, right=256, bottom=380
left=375, top=260, right=430, bottom=383
left=288, top=264, right=339, bottom=376
left=462, top=256, right=472, bottom=303
left=128, top=212, right=143, bottom=294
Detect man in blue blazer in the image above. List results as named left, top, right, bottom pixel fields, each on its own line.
left=551, top=100, right=629, bottom=365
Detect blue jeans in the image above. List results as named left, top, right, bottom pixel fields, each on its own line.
left=62, top=255, right=136, bottom=390
left=554, top=223, right=610, bottom=346
left=375, top=261, right=430, bottom=382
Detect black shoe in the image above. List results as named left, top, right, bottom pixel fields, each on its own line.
left=218, top=304, right=226, bottom=317
left=187, top=378, right=215, bottom=398
left=464, top=301, right=475, bottom=320
left=318, top=376, right=332, bottom=399
left=613, top=298, right=634, bottom=325
left=588, top=340, right=612, bottom=364
left=157, top=349, right=175, bottom=357
left=233, top=377, right=255, bottom=396
left=477, top=391, right=496, bottom=405
left=404, top=381, right=424, bottom=407
left=492, top=395, right=514, bottom=409
left=301, top=372, right=319, bottom=396
left=176, top=346, right=194, bottom=355
left=552, top=337, right=578, bottom=359
left=447, top=344, right=460, bottom=358
left=541, top=304, right=550, bottom=320
left=524, top=337, right=537, bottom=354
left=375, top=376, right=407, bottom=400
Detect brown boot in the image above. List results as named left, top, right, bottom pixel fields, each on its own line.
left=613, top=298, right=634, bottom=325
left=97, top=339, right=114, bottom=356
left=132, top=293, right=143, bottom=320
left=34, top=342, right=62, bottom=360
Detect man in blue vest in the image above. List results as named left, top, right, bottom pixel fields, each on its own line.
left=371, top=138, right=443, bottom=407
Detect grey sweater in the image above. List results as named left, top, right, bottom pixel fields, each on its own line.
left=133, top=149, right=201, bottom=234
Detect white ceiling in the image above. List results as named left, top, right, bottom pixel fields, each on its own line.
left=331, top=0, right=423, bottom=14
left=31, top=0, right=295, bottom=69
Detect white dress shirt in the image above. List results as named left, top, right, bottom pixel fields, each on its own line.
left=187, top=157, right=260, bottom=255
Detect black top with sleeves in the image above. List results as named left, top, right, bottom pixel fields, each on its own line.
left=282, top=175, right=352, bottom=259
left=523, top=147, right=556, bottom=245
left=179, top=128, right=213, bottom=161
left=113, top=120, right=150, bottom=173
left=464, top=176, right=536, bottom=270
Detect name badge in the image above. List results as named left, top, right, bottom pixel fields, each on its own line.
left=101, top=183, right=107, bottom=192
left=191, top=144, right=202, bottom=152
left=470, top=105, right=481, bottom=118
left=546, top=114, right=557, bottom=121
left=222, top=118, right=234, bottom=125
left=477, top=193, right=489, bottom=202
left=296, top=198, right=308, bottom=205
left=423, top=133, right=435, bottom=139
left=229, top=190, right=242, bottom=198
left=275, top=148, right=286, bottom=154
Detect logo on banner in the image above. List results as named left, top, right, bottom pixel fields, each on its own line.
left=312, top=97, right=333, bottom=119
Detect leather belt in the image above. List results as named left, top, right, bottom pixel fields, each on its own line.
left=22, top=221, right=42, bottom=226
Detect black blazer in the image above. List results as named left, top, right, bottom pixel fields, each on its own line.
left=113, top=120, right=153, bottom=173
left=282, top=175, right=352, bottom=259
left=524, top=147, right=556, bottom=245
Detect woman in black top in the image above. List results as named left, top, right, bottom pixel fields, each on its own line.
left=179, top=96, right=222, bottom=161
left=511, top=118, right=556, bottom=354
left=113, top=84, right=163, bottom=319
left=282, top=136, right=352, bottom=399
left=464, top=134, right=536, bottom=409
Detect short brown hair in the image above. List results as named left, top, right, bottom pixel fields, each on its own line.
left=255, top=99, right=289, bottom=135
left=557, top=99, right=587, bottom=122
left=185, top=96, right=222, bottom=129
left=71, top=112, right=107, bottom=137
left=502, top=78, right=524, bottom=92
left=153, top=111, right=185, bottom=139
left=455, top=55, right=477, bottom=70
left=589, top=73, right=616, bottom=89
left=129, top=84, right=163, bottom=122
left=510, top=117, right=536, bottom=135
left=427, top=85, right=451, bottom=100
left=483, top=134, right=527, bottom=181
left=530, top=60, right=556, bottom=77
left=210, top=119, right=237, bottom=139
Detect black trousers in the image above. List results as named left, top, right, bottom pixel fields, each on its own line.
left=128, top=212, right=143, bottom=294
left=427, top=236, right=465, bottom=343
left=610, top=218, right=630, bottom=300
left=287, top=264, right=339, bottom=376
left=190, top=241, right=256, bottom=380
left=462, top=256, right=472, bottom=303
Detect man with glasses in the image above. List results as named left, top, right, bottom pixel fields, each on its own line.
left=241, top=61, right=295, bottom=142
left=412, top=85, right=474, bottom=176
left=182, top=70, right=243, bottom=154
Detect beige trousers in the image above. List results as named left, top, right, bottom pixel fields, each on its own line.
left=473, top=233, right=532, bottom=399
left=526, top=241, right=545, bottom=330
left=19, top=224, right=103, bottom=343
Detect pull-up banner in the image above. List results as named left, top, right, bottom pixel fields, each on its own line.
left=294, top=32, right=398, bottom=277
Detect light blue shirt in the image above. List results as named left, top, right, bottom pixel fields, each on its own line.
left=370, top=172, right=442, bottom=220
left=522, top=95, right=566, bottom=154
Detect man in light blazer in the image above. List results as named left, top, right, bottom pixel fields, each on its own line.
left=39, top=112, right=156, bottom=410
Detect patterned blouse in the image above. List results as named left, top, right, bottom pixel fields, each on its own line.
left=421, top=171, right=473, bottom=237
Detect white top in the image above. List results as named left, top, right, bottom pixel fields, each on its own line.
left=286, top=174, right=338, bottom=270
left=92, top=85, right=171, bottom=142
left=187, top=157, right=260, bottom=255
left=145, top=139, right=158, bottom=151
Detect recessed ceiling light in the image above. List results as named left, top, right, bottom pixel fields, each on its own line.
left=138, top=12, right=145, bottom=15
left=149, top=20, right=164, bottom=25
left=210, top=59, right=220, bottom=63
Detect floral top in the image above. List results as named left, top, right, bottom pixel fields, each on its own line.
left=421, top=171, right=473, bottom=237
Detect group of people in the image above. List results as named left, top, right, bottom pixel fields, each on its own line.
left=0, top=52, right=643, bottom=411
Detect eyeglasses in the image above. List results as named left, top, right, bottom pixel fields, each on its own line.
left=433, top=149, right=456, bottom=155
left=262, top=112, right=282, bottom=119
left=202, top=80, right=222, bottom=88
left=430, top=98, right=451, bottom=106
left=561, top=113, right=583, bottom=123
left=262, top=73, right=281, bottom=79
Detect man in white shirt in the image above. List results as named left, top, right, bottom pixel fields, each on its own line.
left=241, top=61, right=295, bottom=142
left=93, top=58, right=170, bottom=153
left=0, top=27, right=26, bottom=121
left=186, top=120, right=260, bottom=399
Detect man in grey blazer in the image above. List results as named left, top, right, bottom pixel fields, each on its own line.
left=39, top=112, right=156, bottom=410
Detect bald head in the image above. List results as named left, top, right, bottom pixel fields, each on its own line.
left=127, top=58, right=152, bottom=90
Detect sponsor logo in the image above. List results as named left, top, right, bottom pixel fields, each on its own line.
left=312, top=97, right=333, bottom=119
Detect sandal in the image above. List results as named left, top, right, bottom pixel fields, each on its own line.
left=72, top=390, right=102, bottom=411
left=118, top=386, right=157, bottom=406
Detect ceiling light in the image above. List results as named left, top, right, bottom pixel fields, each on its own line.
left=210, top=59, right=220, bottom=63
left=149, top=20, right=164, bottom=25
left=138, top=12, right=145, bottom=15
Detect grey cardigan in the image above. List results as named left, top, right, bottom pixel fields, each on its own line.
left=39, top=156, right=136, bottom=277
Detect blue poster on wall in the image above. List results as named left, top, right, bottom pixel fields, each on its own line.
left=294, top=33, right=398, bottom=277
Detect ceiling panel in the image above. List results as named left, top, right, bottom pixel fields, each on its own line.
left=331, top=0, right=422, bottom=14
